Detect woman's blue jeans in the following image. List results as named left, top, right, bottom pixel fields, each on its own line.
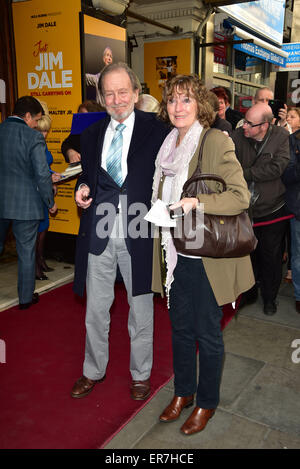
left=290, top=217, right=300, bottom=300
left=169, top=255, right=224, bottom=409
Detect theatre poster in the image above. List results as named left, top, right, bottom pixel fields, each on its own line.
left=144, top=39, right=192, bottom=102
left=12, top=0, right=83, bottom=235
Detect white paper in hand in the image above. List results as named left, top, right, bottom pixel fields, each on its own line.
left=144, top=199, right=176, bottom=227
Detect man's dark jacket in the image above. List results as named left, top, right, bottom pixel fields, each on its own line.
left=0, top=117, right=54, bottom=220
left=212, top=114, right=232, bottom=136
left=73, top=109, right=169, bottom=297
left=225, top=107, right=243, bottom=130
left=282, top=129, right=300, bottom=220
left=232, top=125, right=290, bottom=218
left=61, top=133, right=81, bottom=163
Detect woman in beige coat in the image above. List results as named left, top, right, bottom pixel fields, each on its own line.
left=151, top=75, right=255, bottom=435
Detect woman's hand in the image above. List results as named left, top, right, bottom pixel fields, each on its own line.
left=169, top=197, right=199, bottom=214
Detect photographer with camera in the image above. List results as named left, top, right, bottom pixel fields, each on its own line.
left=254, top=87, right=291, bottom=133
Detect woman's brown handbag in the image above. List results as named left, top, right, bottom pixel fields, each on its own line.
left=170, top=131, right=257, bottom=258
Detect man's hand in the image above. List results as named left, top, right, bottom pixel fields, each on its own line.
left=75, top=184, right=92, bottom=209
left=67, top=149, right=81, bottom=163
left=278, top=103, right=288, bottom=126
left=49, top=202, right=58, bottom=215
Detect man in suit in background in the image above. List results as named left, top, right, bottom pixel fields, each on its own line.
left=71, top=62, right=169, bottom=401
left=0, top=96, right=57, bottom=309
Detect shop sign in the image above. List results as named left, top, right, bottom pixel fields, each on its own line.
left=214, top=32, right=228, bottom=65
left=278, top=43, right=300, bottom=71
left=233, top=35, right=286, bottom=67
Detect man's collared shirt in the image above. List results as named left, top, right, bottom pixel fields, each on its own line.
left=101, top=111, right=135, bottom=182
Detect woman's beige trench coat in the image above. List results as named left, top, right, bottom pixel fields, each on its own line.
left=152, top=128, right=255, bottom=306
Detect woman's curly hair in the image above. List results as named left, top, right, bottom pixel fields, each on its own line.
left=158, top=74, right=215, bottom=128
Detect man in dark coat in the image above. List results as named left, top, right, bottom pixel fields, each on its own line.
left=71, top=63, right=169, bottom=401
left=232, top=103, right=290, bottom=315
left=282, top=128, right=300, bottom=314
left=0, top=96, right=56, bottom=309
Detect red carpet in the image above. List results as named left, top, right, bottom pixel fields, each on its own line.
left=0, top=282, right=237, bottom=449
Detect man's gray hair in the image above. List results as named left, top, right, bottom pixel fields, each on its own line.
left=98, top=62, right=142, bottom=99
left=255, top=87, right=274, bottom=100
left=262, top=110, right=274, bottom=123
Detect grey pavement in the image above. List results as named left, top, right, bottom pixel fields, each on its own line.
left=1, top=257, right=299, bottom=449
left=105, top=276, right=300, bottom=450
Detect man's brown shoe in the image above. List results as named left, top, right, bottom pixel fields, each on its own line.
left=71, top=375, right=105, bottom=399
left=130, top=379, right=151, bottom=400
left=159, top=396, right=194, bottom=422
left=296, top=301, right=300, bottom=314
left=180, top=407, right=215, bottom=435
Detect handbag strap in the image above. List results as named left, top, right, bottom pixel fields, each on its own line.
left=182, top=173, right=226, bottom=194
left=182, top=128, right=227, bottom=195
left=193, top=128, right=213, bottom=175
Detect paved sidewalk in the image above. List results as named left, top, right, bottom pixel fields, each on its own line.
left=104, top=280, right=300, bottom=449
left=0, top=258, right=74, bottom=312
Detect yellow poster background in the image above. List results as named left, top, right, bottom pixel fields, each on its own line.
left=144, top=39, right=192, bottom=101
left=84, top=15, right=126, bottom=40
left=12, top=0, right=82, bottom=235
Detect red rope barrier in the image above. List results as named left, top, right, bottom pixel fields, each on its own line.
left=253, top=214, right=294, bottom=228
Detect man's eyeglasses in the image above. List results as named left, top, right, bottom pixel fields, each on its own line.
left=242, top=119, right=266, bottom=128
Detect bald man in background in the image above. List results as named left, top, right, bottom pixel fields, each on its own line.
left=232, top=103, right=290, bottom=315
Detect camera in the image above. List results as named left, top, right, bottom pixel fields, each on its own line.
left=268, top=99, right=285, bottom=119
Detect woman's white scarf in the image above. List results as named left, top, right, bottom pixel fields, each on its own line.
left=151, top=120, right=203, bottom=301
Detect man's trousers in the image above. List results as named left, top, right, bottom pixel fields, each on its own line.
left=83, top=214, right=153, bottom=381
left=0, top=219, right=39, bottom=304
left=252, top=207, right=288, bottom=304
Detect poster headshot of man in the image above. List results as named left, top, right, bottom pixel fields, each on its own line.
left=83, top=15, right=126, bottom=104
left=85, top=46, right=113, bottom=104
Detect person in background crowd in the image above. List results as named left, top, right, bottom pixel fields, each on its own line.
left=254, top=87, right=291, bottom=132
left=286, top=107, right=300, bottom=134
left=86, top=46, right=113, bottom=104
left=207, top=91, right=232, bottom=136
left=71, top=63, right=169, bottom=401
left=282, top=107, right=300, bottom=314
left=211, top=86, right=243, bottom=129
left=135, top=94, right=160, bottom=113
left=151, top=74, right=254, bottom=435
left=232, top=103, right=290, bottom=315
left=61, top=100, right=103, bottom=163
left=0, top=96, right=56, bottom=309
left=281, top=107, right=300, bottom=284
left=35, top=104, right=61, bottom=280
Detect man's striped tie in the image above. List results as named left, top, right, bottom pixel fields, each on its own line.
left=106, top=123, right=126, bottom=186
